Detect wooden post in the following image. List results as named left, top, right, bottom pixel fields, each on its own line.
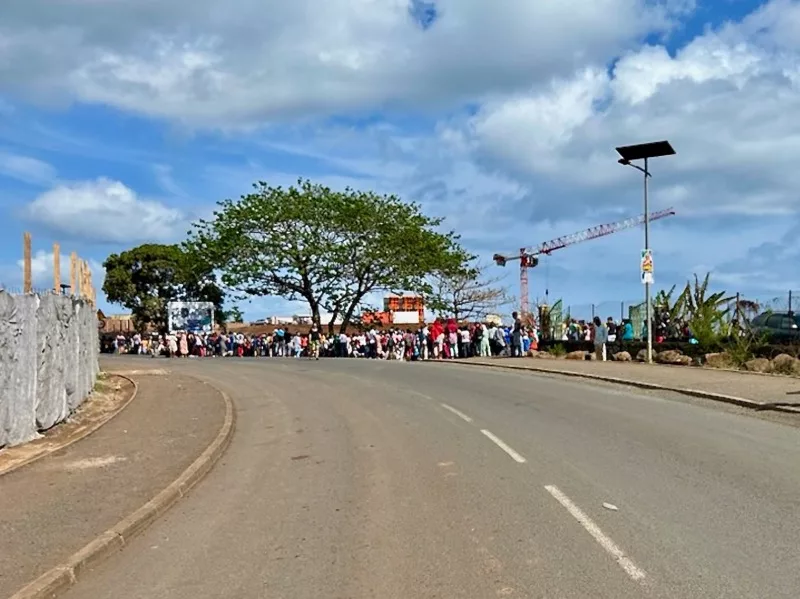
left=53, top=243, right=61, bottom=294
left=83, top=260, right=89, bottom=300
left=23, top=232, right=32, bottom=294
left=84, top=260, right=91, bottom=303
left=70, top=252, right=78, bottom=297
left=78, top=259, right=84, bottom=299
left=87, top=265, right=94, bottom=306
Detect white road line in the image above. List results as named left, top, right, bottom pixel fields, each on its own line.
left=480, top=430, right=527, bottom=463
left=544, top=485, right=646, bottom=582
left=441, top=403, right=474, bottom=423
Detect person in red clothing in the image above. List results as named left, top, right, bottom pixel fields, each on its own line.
left=430, top=319, right=444, bottom=359
left=445, top=318, right=459, bottom=359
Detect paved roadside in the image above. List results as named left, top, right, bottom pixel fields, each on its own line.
left=0, top=368, right=226, bottom=598
left=58, top=358, right=800, bottom=599
left=449, top=357, right=800, bottom=408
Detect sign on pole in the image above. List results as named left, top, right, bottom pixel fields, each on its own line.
left=640, top=249, right=654, bottom=284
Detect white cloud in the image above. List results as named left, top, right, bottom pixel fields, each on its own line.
left=24, top=177, right=187, bottom=244
left=462, top=0, right=800, bottom=220
left=153, top=164, right=187, bottom=197
left=13, top=249, right=104, bottom=294
left=3, top=0, right=800, bottom=321
left=0, top=0, right=687, bottom=126
left=0, top=150, right=56, bottom=185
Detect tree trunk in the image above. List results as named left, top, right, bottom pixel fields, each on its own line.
left=306, top=296, right=321, bottom=325
left=339, top=300, right=360, bottom=334
left=327, top=306, right=340, bottom=336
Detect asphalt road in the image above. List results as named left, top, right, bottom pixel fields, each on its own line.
left=63, top=357, right=800, bottom=599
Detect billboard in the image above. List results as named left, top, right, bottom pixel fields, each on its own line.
left=392, top=310, right=420, bottom=324
left=167, top=301, right=215, bottom=333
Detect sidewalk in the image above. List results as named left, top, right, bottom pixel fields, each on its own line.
left=449, top=357, right=800, bottom=411
left=0, top=370, right=227, bottom=598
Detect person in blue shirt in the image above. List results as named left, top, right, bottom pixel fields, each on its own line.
left=622, top=320, right=634, bottom=341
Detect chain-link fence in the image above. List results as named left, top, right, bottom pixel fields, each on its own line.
left=0, top=285, right=70, bottom=296
left=541, top=291, right=799, bottom=341
left=721, top=291, right=799, bottom=325
left=560, top=301, right=645, bottom=323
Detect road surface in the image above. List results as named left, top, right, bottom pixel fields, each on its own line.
left=63, top=357, right=800, bottom=599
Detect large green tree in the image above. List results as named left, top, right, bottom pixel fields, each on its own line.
left=186, top=178, right=469, bottom=333
left=103, top=243, right=225, bottom=331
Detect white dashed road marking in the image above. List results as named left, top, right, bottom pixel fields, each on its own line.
left=480, top=430, right=527, bottom=463
left=544, top=485, right=646, bottom=582
left=441, top=403, right=474, bottom=423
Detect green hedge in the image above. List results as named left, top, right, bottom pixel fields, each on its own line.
left=537, top=340, right=800, bottom=360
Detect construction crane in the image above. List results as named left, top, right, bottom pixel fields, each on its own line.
left=493, top=208, right=676, bottom=316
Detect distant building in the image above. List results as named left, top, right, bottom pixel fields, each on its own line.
left=265, top=316, right=294, bottom=325
left=383, top=293, right=425, bottom=324
left=263, top=314, right=343, bottom=325
left=98, top=311, right=137, bottom=333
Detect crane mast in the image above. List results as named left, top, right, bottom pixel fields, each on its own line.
left=493, top=208, right=676, bottom=317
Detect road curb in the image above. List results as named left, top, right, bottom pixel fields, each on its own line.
left=0, top=374, right=139, bottom=478
left=7, top=382, right=237, bottom=599
left=432, top=360, right=800, bottom=414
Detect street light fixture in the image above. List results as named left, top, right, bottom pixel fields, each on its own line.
left=615, top=140, right=676, bottom=364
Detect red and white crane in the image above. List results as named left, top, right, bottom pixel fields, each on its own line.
left=493, top=208, right=676, bottom=316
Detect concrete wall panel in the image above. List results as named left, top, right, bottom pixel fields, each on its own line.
left=0, top=291, right=99, bottom=448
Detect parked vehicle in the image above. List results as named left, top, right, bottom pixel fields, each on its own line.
left=749, top=311, right=800, bottom=342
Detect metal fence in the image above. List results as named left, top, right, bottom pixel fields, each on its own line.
left=0, top=285, right=69, bottom=296
left=558, top=291, right=799, bottom=323
left=541, top=290, right=800, bottom=341
left=559, top=301, right=644, bottom=323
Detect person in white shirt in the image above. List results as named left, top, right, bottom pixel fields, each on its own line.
left=593, top=316, right=608, bottom=361
left=460, top=327, right=470, bottom=358
left=420, top=326, right=429, bottom=360
left=479, top=323, right=490, bottom=357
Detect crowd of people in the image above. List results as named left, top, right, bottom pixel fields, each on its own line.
left=103, top=314, right=541, bottom=361
left=558, top=311, right=692, bottom=344
left=103, top=308, right=693, bottom=364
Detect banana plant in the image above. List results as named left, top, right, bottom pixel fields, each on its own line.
left=654, top=284, right=688, bottom=321
left=679, top=273, right=733, bottom=347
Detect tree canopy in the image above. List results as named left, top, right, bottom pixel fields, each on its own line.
left=223, top=305, right=244, bottom=324
left=426, top=260, right=512, bottom=322
left=102, top=243, right=225, bottom=331
left=186, top=178, right=469, bottom=332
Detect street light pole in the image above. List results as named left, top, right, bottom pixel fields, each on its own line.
left=643, top=157, right=652, bottom=364
left=615, top=140, right=676, bottom=365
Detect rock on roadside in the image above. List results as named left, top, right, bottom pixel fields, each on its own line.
left=771, top=353, right=800, bottom=376
left=613, top=351, right=632, bottom=362
left=565, top=350, right=587, bottom=360
left=655, top=350, right=692, bottom=366
left=705, top=352, right=733, bottom=369
left=744, top=357, right=772, bottom=373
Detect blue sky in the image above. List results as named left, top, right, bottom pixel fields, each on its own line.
left=1, top=0, right=799, bottom=321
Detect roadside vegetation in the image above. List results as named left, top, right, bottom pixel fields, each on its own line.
left=538, top=273, right=800, bottom=377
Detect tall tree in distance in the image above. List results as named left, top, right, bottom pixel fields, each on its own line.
left=103, top=243, right=225, bottom=332
left=222, top=305, right=244, bottom=324
left=427, top=260, right=512, bottom=322
left=187, top=178, right=469, bottom=333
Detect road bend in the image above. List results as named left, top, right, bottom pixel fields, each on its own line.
left=61, top=357, right=800, bottom=599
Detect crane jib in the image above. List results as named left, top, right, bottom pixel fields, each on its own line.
left=494, top=208, right=677, bottom=315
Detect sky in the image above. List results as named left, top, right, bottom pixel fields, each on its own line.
left=1, top=0, right=800, bottom=322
